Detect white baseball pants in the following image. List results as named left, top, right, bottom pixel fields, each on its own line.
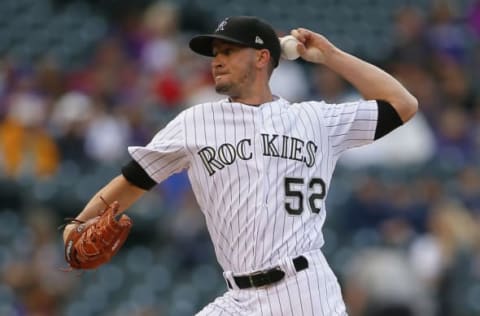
left=196, top=250, right=348, bottom=316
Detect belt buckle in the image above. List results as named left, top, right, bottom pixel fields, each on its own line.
left=248, top=266, right=281, bottom=288
left=248, top=269, right=265, bottom=288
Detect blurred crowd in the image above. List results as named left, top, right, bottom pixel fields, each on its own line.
left=0, top=0, right=480, bottom=315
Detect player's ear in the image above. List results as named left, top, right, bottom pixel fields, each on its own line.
left=256, top=49, right=271, bottom=69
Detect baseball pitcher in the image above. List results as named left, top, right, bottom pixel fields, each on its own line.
left=62, top=16, right=417, bottom=315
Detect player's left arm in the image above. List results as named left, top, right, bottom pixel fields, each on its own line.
left=291, top=28, right=418, bottom=124
left=62, top=174, right=148, bottom=242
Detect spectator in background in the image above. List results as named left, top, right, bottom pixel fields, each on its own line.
left=142, top=2, right=183, bottom=109
left=434, top=105, right=475, bottom=164
left=50, top=91, right=94, bottom=167
left=83, top=102, right=131, bottom=163
left=390, top=6, right=431, bottom=66
left=344, top=175, right=389, bottom=231
left=35, top=57, right=66, bottom=101
left=427, top=0, right=468, bottom=65
left=88, top=37, right=132, bottom=107
left=383, top=181, right=428, bottom=233
left=433, top=57, right=476, bottom=112
left=0, top=71, right=59, bottom=178
left=409, top=200, right=480, bottom=316
left=343, top=247, right=434, bottom=316
left=141, top=2, right=179, bottom=74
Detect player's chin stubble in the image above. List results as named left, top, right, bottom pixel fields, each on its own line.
left=215, top=79, right=243, bottom=98
left=215, top=67, right=254, bottom=98
left=215, top=82, right=231, bottom=95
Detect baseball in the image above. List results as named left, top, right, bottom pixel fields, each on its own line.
left=280, top=35, right=300, bottom=60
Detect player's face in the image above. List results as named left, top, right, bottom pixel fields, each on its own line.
left=211, top=40, right=257, bottom=98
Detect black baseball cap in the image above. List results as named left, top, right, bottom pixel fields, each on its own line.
left=189, top=16, right=281, bottom=67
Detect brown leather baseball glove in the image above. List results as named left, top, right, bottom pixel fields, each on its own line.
left=63, top=199, right=132, bottom=270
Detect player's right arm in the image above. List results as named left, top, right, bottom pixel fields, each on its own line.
left=291, top=28, right=418, bottom=123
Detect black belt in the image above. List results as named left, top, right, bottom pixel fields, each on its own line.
left=228, top=255, right=309, bottom=289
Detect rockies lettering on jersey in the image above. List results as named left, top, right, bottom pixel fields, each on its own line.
left=198, top=134, right=318, bottom=176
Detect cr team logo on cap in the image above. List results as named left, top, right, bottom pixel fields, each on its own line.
left=216, top=18, right=229, bottom=32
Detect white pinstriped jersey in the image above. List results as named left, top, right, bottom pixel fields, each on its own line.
left=128, top=97, right=378, bottom=273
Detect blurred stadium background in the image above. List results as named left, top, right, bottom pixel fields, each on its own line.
left=0, top=0, right=479, bottom=315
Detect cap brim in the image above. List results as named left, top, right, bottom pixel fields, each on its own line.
left=189, top=34, right=248, bottom=57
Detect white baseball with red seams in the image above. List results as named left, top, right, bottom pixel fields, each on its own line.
left=280, top=35, right=300, bottom=60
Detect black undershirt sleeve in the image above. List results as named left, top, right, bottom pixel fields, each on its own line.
left=121, top=159, right=157, bottom=190
left=374, top=100, right=404, bottom=140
